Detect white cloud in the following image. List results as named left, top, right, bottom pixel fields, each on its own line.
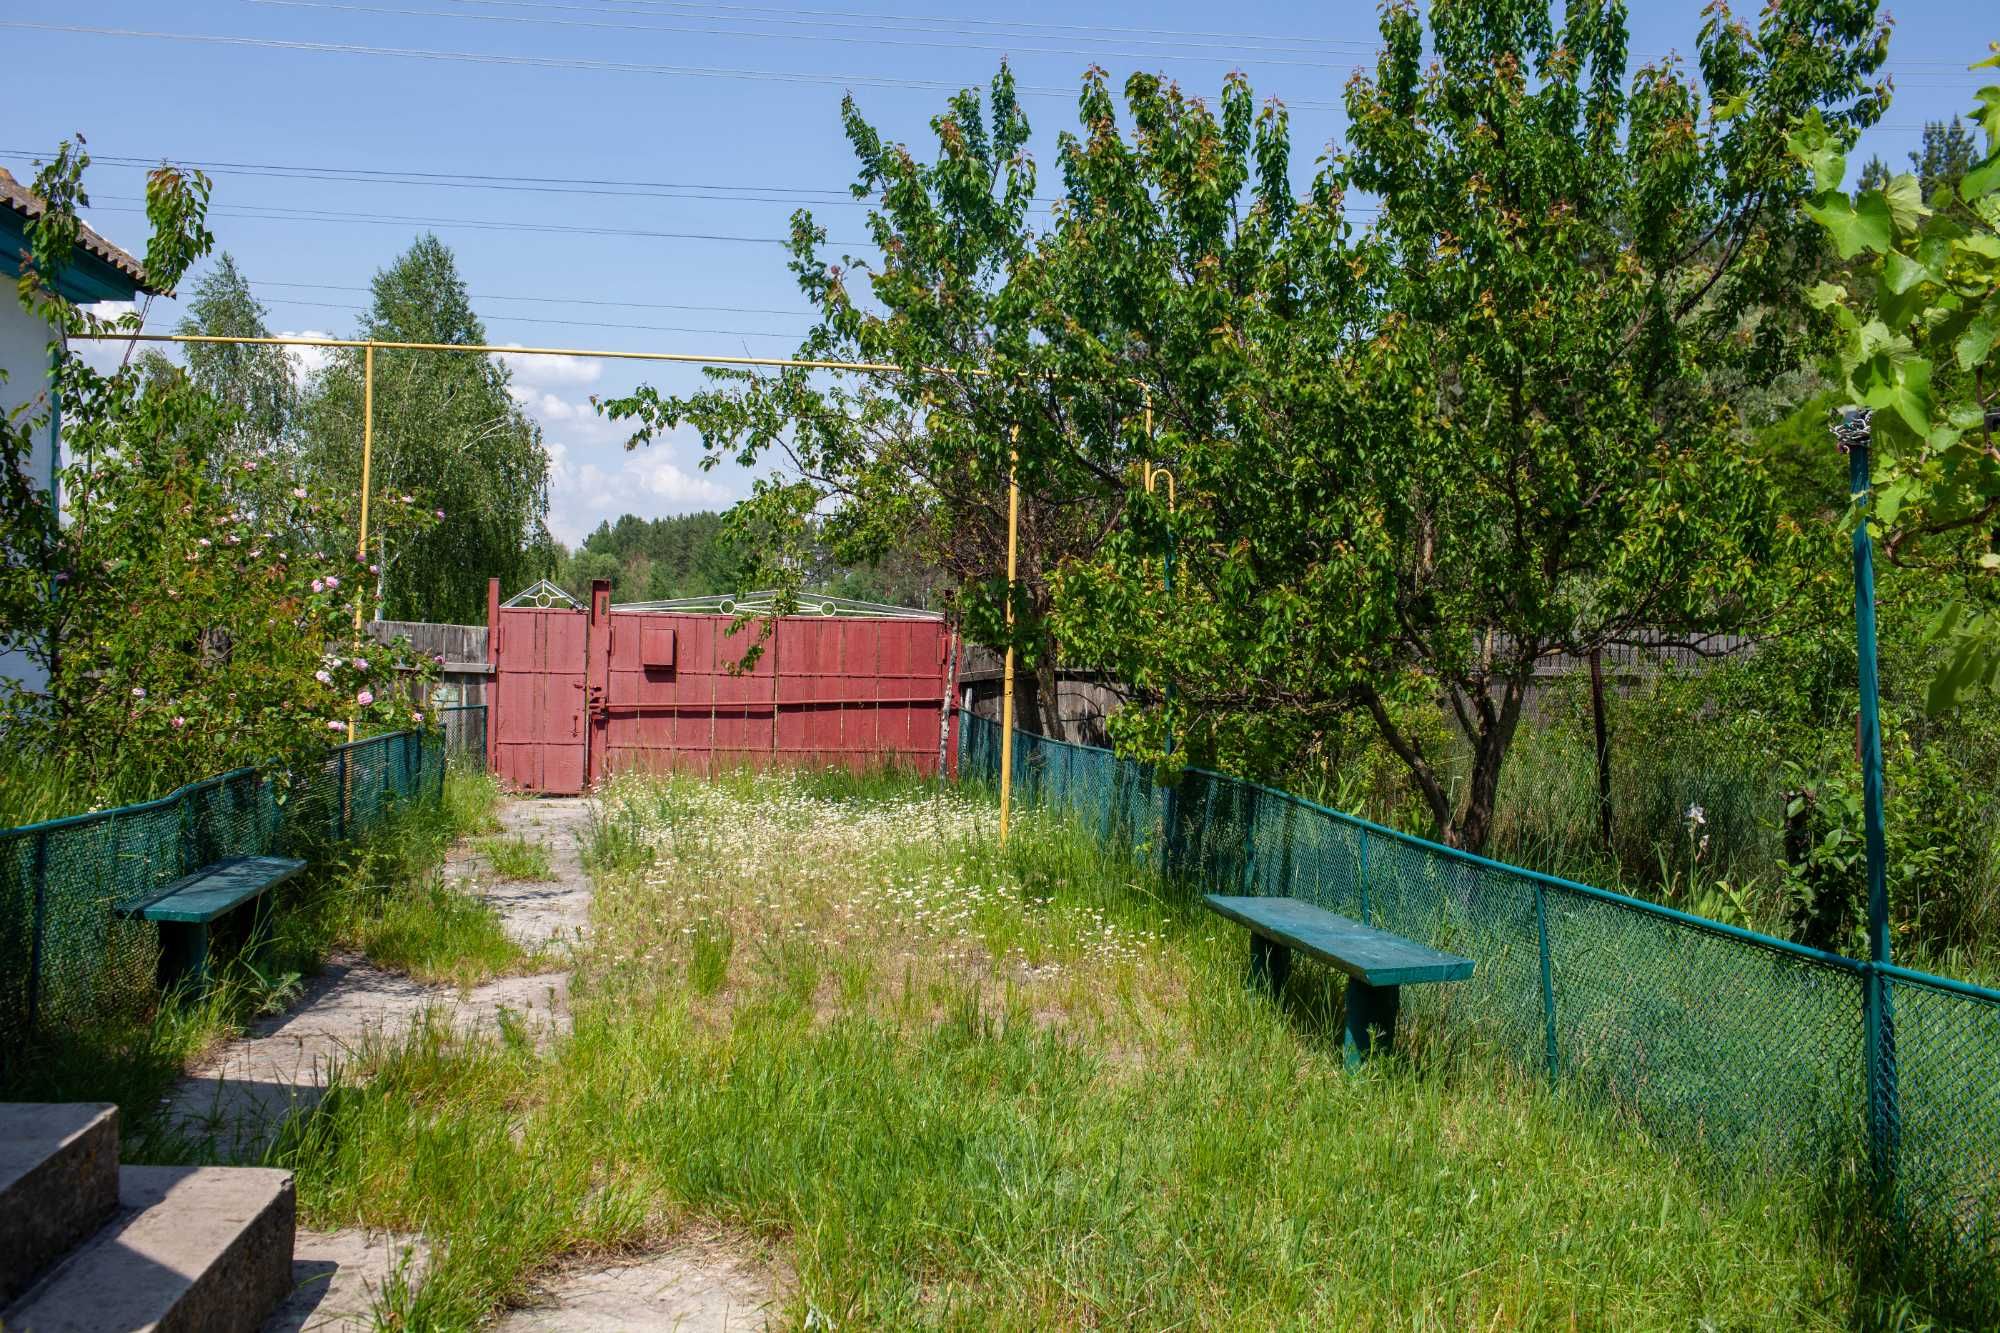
left=639, top=459, right=729, bottom=505
left=276, top=329, right=337, bottom=381
left=494, top=345, right=602, bottom=388
left=69, top=302, right=143, bottom=374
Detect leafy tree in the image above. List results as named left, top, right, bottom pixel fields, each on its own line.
left=1792, top=47, right=2000, bottom=712
left=1056, top=0, right=1886, bottom=849
left=601, top=65, right=1100, bottom=735
left=0, top=141, right=431, bottom=800
left=176, top=254, right=296, bottom=459
left=298, top=235, right=552, bottom=623
left=607, top=3, right=1887, bottom=849
left=554, top=511, right=739, bottom=603
left=1911, top=116, right=1981, bottom=200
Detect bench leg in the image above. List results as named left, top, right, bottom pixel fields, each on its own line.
left=157, top=922, right=212, bottom=993
left=1248, top=933, right=1292, bottom=994
left=1344, top=980, right=1400, bottom=1069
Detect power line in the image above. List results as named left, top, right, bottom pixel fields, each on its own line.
left=88, top=197, right=882, bottom=248
left=497, top=0, right=1988, bottom=70
left=0, top=147, right=1047, bottom=211
left=253, top=277, right=813, bottom=318
left=244, top=0, right=1365, bottom=70
left=573, top=0, right=1377, bottom=53
left=0, top=20, right=1344, bottom=109
left=245, top=293, right=802, bottom=338
left=244, top=0, right=1991, bottom=78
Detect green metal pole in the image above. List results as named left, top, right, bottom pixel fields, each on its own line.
left=1841, top=407, right=1899, bottom=1206
left=1535, top=881, right=1560, bottom=1084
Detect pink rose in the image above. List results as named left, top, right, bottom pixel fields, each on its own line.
left=326, top=575, right=340, bottom=590
left=354, top=657, right=369, bottom=671
left=171, top=716, right=186, bottom=728
left=292, top=487, right=307, bottom=499
left=412, top=711, right=424, bottom=723
left=315, top=669, right=332, bottom=684
left=327, top=720, right=346, bottom=732
left=311, top=578, right=325, bottom=593
left=434, top=509, right=445, bottom=520
left=356, top=689, right=374, bottom=706
left=131, top=687, right=146, bottom=698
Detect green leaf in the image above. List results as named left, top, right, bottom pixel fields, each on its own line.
left=1714, top=90, right=1749, bottom=122
left=1805, top=190, right=1892, bottom=258
left=1882, top=249, right=1933, bottom=294
left=1788, top=119, right=1845, bottom=192
left=1882, top=174, right=1931, bottom=234
left=1856, top=352, right=1934, bottom=437
left=1964, top=153, right=2000, bottom=203
left=1959, top=314, right=1998, bottom=371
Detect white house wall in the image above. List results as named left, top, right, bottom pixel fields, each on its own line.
left=0, top=299, right=55, bottom=695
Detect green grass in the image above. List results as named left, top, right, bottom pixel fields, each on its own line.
left=275, top=767, right=1960, bottom=1330
left=0, top=762, right=522, bottom=1149
left=478, top=833, right=555, bottom=881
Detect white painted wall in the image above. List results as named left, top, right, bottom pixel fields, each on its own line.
left=0, top=298, right=56, bottom=695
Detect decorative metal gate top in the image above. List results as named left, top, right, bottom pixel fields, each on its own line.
left=500, top=579, right=582, bottom=610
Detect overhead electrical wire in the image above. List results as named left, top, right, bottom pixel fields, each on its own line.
left=555, top=0, right=1379, bottom=53
left=600, top=0, right=1983, bottom=70
left=248, top=293, right=801, bottom=338
left=242, top=0, right=1991, bottom=81
left=253, top=278, right=814, bottom=319
left=0, top=20, right=1346, bottom=108
left=244, top=0, right=1365, bottom=70
left=86, top=197, right=882, bottom=248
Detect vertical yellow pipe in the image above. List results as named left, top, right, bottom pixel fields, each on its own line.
left=353, top=342, right=375, bottom=633
left=998, top=425, right=1020, bottom=845
left=345, top=342, right=375, bottom=772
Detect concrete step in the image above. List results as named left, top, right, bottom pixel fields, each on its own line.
left=0, top=1103, right=121, bottom=1306
left=2, top=1164, right=296, bottom=1333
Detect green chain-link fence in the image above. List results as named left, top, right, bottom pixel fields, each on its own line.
left=0, top=705, right=487, bottom=1048
left=963, top=713, right=2000, bottom=1286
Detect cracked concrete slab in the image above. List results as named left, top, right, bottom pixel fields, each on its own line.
left=490, top=1243, right=781, bottom=1332
left=166, top=796, right=589, bottom=1162
left=261, top=1228, right=427, bottom=1333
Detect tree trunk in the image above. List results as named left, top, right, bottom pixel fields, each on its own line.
left=1446, top=678, right=1527, bottom=854
left=1589, top=647, right=1614, bottom=853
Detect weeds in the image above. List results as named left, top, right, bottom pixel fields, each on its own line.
left=284, top=767, right=1950, bottom=1329
left=478, top=834, right=554, bottom=882
left=0, top=761, right=516, bottom=1147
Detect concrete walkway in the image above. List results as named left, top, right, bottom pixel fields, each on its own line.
left=150, top=795, right=589, bottom=1333
left=171, top=798, right=591, bottom=1161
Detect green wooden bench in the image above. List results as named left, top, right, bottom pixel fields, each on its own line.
left=114, top=855, right=306, bottom=989
left=1203, top=894, right=1475, bottom=1067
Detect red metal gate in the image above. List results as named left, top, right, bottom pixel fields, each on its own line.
left=487, top=579, right=958, bottom=793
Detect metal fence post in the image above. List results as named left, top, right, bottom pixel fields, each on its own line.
left=26, top=829, right=49, bottom=1033
left=1357, top=827, right=1371, bottom=923
left=1840, top=408, right=1900, bottom=1209
left=1535, top=881, right=1560, bottom=1083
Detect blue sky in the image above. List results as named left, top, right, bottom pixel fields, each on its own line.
left=3, top=1, right=1994, bottom=547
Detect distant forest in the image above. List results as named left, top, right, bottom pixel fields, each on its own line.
left=553, top=512, right=945, bottom=610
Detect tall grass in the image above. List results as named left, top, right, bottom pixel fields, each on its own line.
left=278, top=768, right=1956, bottom=1330
left=0, top=761, right=520, bottom=1148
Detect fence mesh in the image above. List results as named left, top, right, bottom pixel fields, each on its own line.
left=963, top=712, right=2000, bottom=1283
left=0, top=706, right=487, bottom=1048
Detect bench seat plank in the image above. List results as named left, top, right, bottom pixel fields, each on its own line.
left=1203, top=894, right=1474, bottom=987
left=117, top=856, right=306, bottom=924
